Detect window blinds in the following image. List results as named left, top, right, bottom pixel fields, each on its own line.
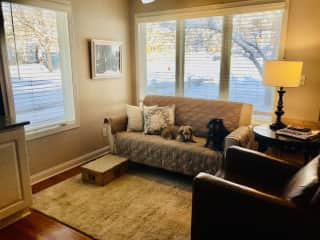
left=229, top=10, right=284, bottom=112
left=1, top=2, right=74, bottom=130
left=144, top=21, right=176, bottom=96
left=184, top=16, right=223, bottom=99
left=138, top=5, right=285, bottom=114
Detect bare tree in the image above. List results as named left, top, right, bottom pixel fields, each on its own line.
left=6, top=4, right=58, bottom=71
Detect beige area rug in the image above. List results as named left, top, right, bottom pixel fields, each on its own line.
left=32, top=166, right=192, bottom=240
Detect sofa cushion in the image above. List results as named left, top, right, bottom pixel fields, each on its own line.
left=115, top=132, right=222, bottom=176
left=143, top=95, right=249, bottom=137
left=283, top=156, right=320, bottom=206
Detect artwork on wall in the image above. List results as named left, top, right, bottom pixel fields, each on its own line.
left=91, top=40, right=122, bottom=79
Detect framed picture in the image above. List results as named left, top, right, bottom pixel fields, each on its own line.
left=91, top=40, right=122, bottom=79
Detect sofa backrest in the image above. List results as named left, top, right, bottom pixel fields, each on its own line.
left=143, top=95, right=252, bottom=137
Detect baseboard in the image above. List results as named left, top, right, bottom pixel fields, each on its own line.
left=30, top=146, right=110, bottom=185
left=0, top=208, right=30, bottom=230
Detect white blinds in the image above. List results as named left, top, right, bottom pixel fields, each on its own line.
left=1, top=2, right=74, bottom=130
left=229, top=10, right=284, bottom=112
left=184, top=16, right=223, bottom=99
left=144, top=21, right=176, bottom=96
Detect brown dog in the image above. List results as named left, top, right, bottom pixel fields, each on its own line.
left=176, top=125, right=195, bottom=143
left=160, top=125, right=178, bottom=140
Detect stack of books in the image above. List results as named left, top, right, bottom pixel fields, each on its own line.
left=276, top=126, right=320, bottom=140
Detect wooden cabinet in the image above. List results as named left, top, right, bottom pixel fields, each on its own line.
left=0, top=126, right=32, bottom=229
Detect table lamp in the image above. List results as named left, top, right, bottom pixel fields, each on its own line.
left=263, top=60, right=303, bottom=130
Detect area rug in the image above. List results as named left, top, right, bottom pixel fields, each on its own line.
left=32, top=167, right=192, bottom=240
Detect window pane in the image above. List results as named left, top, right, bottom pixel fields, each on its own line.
left=229, top=10, right=283, bottom=112
left=2, top=2, right=74, bottom=129
left=184, top=16, right=223, bottom=99
left=144, top=21, right=176, bottom=96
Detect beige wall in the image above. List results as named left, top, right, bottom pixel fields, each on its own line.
left=27, top=0, right=131, bottom=175
left=130, top=0, right=320, bottom=123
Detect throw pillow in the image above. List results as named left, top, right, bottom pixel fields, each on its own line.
left=126, top=104, right=143, bottom=132
left=144, top=106, right=170, bottom=135
left=143, top=104, right=175, bottom=125
left=167, top=104, right=175, bottom=125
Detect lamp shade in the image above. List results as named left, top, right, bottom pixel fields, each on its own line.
left=263, top=61, right=303, bottom=87
left=141, top=0, right=155, bottom=3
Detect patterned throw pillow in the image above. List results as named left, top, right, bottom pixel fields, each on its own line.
left=144, top=106, right=170, bottom=135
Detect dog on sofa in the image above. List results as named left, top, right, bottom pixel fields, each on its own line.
left=160, top=125, right=178, bottom=140
left=176, top=125, right=195, bottom=143
left=205, top=118, right=229, bottom=151
left=161, top=125, right=195, bottom=143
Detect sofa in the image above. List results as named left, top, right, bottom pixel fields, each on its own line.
left=191, top=146, right=320, bottom=238
left=105, top=95, right=252, bottom=176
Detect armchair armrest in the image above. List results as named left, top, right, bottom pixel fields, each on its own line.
left=223, top=146, right=300, bottom=186
left=104, top=115, right=127, bottom=153
left=224, top=126, right=253, bottom=152
left=191, top=173, right=296, bottom=239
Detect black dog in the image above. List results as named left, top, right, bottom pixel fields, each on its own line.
left=205, top=118, right=229, bottom=151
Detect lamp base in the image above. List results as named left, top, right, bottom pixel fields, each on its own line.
left=269, top=121, right=287, bottom=130
left=270, top=86, right=287, bottom=131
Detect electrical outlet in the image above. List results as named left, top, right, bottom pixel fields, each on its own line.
left=102, top=127, right=107, bottom=137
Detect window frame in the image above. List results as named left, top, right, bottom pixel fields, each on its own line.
left=0, top=0, right=79, bottom=140
left=135, top=0, right=289, bottom=122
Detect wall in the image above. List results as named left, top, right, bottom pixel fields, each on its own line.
left=27, top=0, right=131, bottom=175
left=130, top=0, right=320, bottom=123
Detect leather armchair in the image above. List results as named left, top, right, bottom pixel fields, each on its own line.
left=191, top=146, right=320, bottom=239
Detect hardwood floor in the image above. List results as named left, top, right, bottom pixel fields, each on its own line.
left=0, top=167, right=93, bottom=240
left=0, top=211, right=92, bottom=240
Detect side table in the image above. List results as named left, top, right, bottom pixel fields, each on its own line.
left=253, top=124, right=320, bottom=164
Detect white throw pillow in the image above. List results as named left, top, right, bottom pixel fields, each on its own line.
left=126, top=104, right=143, bottom=132
left=167, top=105, right=175, bottom=125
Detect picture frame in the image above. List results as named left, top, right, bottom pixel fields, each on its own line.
left=90, top=39, right=122, bottom=79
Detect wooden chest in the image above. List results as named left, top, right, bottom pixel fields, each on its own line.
left=81, top=155, right=128, bottom=186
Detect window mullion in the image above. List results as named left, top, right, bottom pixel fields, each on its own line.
left=175, top=19, right=185, bottom=97
left=219, top=15, right=233, bottom=100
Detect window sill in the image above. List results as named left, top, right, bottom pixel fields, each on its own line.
left=251, top=112, right=273, bottom=126
left=26, top=122, right=80, bottom=141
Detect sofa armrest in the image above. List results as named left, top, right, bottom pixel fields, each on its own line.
left=104, top=115, right=127, bottom=153
left=224, top=126, right=253, bottom=152
left=224, top=146, right=300, bottom=185
left=104, top=115, right=127, bottom=135
left=191, top=173, right=296, bottom=239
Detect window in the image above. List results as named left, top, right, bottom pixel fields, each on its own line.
left=184, top=16, right=223, bottom=99
left=141, top=21, right=176, bottom=96
left=229, top=11, right=283, bottom=113
left=137, top=2, right=286, bottom=117
left=1, top=1, right=76, bottom=134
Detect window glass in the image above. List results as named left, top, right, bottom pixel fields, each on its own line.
left=184, top=16, right=223, bottom=99
left=229, top=10, right=283, bottom=112
left=2, top=2, right=75, bottom=130
left=144, top=21, right=176, bottom=96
